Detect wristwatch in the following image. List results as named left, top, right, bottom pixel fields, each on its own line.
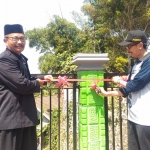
left=117, top=79, right=121, bottom=84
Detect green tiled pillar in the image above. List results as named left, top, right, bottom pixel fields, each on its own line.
left=72, top=54, right=109, bottom=150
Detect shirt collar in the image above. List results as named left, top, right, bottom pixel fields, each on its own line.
left=139, top=52, right=150, bottom=62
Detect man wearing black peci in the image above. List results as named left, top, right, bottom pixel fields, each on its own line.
left=0, top=24, right=53, bottom=150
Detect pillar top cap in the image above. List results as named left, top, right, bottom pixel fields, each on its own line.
left=72, top=53, right=109, bottom=70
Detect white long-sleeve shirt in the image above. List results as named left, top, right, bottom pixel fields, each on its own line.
left=120, top=53, right=150, bottom=125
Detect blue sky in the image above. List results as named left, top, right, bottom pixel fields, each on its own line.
left=0, top=0, right=84, bottom=73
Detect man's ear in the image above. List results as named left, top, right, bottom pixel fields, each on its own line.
left=137, top=42, right=143, bottom=50
left=3, top=38, right=7, bottom=43
left=3, top=38, right=8, bottom=47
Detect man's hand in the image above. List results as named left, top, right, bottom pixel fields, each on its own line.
left=44, top=75, right=53, bottom=82
left=36, top=79, right=47, bottom=86
left=95, top=87, right=108, bottom=96
left=112, top=76, right=121, bottom=84
left=95, top=87, right=101, bottom=95
left=36, top=75, right=53, bottom=87
left=120, top=75, right=128, bottom=81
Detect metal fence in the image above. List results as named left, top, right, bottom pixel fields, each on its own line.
left=35, top=74, right=79, bottom=150
left=104, top=73, right=128, bottom=150
left=35, top=73, right=128, bottom=150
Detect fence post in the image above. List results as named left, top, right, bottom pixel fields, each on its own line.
left=72, top=53, right=109, bottom=150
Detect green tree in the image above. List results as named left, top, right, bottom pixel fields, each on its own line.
left=81, top=0, right=150, bottom=72
left=24, top=9, right=103, bottom=73
left=26, top=16, right=93, bottom=73
left=26, top=1, right=150, bottom=73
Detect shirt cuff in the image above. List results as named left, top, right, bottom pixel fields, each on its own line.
left=119, top=87, right=129, bottom=98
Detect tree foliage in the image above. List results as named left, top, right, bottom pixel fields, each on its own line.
left=25, top=0, right=150, bottom=74
left=81, top=0, right=150, bottom=72
left=26, top=16, right=97, bottom=73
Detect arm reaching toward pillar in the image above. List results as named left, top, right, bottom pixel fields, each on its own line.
left=95, top=87, right=123, bottom=97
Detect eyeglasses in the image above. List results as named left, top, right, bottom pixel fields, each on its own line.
left=5, top=36, right=26, bottom=42
left=126, top=43, right=139, bottom=50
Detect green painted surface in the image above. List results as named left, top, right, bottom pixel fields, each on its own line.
left=78, top=70, right=106, bottom=150
left=80, top=89, right=104, bottom=106
left=79, top=106, right=105, bottom=125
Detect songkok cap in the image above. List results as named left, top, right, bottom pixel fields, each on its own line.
left=118, top=30, right=147, bottom=46
left=4, top=24, right=24, bottom=36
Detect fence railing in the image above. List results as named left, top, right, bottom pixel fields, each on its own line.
left=34, top=73, right=128, bottom=150
left=104, top=73, right=128, bottom=150
left=34, top=74, right=79, bottom=150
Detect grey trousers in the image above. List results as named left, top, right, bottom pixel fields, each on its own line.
left=128, top=120, right=150, bottom=150
left=0, top=126, right=37, bottom=150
